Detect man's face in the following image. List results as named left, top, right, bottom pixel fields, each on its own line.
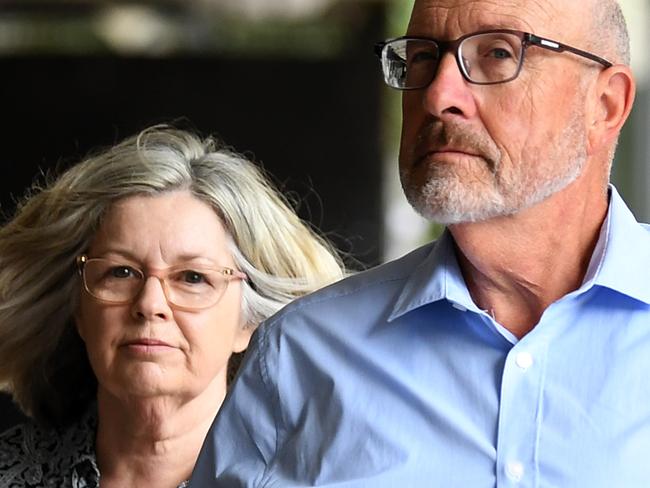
left=399, top=0, right=593, bottom=224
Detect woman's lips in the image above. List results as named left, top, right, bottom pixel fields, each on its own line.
left=122, top=338, right=175, bottom=353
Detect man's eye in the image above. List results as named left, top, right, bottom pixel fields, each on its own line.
left=410, top=50, right=437, bottom=64
left=489, top=48, right=513, bottom=59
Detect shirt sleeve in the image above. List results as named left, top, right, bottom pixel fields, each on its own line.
left=189, top=322, right=281, bottom=488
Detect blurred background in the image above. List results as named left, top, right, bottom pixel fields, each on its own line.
left=0, top=0, right=648, bottom=428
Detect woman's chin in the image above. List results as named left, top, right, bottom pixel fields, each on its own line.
left=104, top=363, right=183, bottom=400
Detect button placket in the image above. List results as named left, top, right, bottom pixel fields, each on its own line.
left=496, top=342, right=547, bottom=487
left=506, top=460, right=525, bottom=482
left=515, top=352, right=534, bottom=371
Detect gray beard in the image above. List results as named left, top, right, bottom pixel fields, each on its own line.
left=400, top=110, right=588, bottom=225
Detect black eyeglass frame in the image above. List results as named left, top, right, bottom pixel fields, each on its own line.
left=374, top=29, right=613, bottom=89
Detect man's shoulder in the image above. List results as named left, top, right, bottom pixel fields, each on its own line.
left=265, top=241, right=437, bottom=329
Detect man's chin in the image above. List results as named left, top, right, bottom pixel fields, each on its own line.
left=401, top=175, right=508, bottom=224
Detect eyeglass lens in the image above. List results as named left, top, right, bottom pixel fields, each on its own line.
left=82, top=259, right=231, bottom=309
left=382, top=32, right=524, bottom=88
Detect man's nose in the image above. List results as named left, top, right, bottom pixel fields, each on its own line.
left=421, top=52, right=477, bottom=120
left=131, top=276, right=172, bottom=321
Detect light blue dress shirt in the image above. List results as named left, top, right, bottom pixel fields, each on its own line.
left=190, top=187, right=650, bottom=487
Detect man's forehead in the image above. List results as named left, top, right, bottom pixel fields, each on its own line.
left=408, top=0, right=589, bottom=38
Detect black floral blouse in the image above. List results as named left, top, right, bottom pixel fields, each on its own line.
left=0, top=409, right=189, bottom=488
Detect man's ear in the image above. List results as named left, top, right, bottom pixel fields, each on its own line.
left=587, top=65, right=636, bottom=155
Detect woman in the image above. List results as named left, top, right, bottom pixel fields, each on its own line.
left=0, top=126, right=344, bottom=487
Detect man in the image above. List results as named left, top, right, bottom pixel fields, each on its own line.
left=191, top=0, right=642, bottom=486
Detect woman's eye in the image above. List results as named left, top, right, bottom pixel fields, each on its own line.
left=181, top=270, right=206, bottom=284
left=110, top=266, right=135, bottom=279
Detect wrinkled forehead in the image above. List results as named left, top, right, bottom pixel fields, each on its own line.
left=408, top=0, right=590, bottom=41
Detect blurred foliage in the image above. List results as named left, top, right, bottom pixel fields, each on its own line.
left=386, top=0, right=414, bottom=37
left=208, top=17, right=349, bottom=59
left=0, top=2, right=375, bottom=59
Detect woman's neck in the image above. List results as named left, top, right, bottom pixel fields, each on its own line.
left=94, top=375, right=226, bottom=488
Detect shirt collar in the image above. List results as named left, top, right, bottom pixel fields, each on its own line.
left=69, top=405, right=100, bottom=486
left=588, top=185, right=650, bottom=304
left=389, top=185, right=650, bottom=321
left=389, top=229, right=478, bottom=321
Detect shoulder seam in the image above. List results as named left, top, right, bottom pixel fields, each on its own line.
left=266, top=273, right=408, bottom=327
left=257, top=324, right=280, bottom=487
left=254, top=273, right=407, bottom=488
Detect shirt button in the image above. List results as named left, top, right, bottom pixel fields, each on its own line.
left=515, top=352, right=533, bottom=370
left=506, top=461, right=525, bottom=482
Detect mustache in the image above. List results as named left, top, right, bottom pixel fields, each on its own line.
left=412, top=120, right=501, bottom=172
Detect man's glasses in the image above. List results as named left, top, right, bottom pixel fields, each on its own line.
left=76, top=255, right=247, bottom=312
left=374, top=29, right=613, bottom=89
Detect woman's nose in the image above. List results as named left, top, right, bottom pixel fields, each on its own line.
left=130, top=276, right=172, bottom=321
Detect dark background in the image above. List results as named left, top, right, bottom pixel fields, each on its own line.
left=0, top=3, right=386, bottom=431
left=0, top=54, right=384, bottom=261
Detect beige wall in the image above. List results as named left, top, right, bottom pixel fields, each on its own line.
left=621, top=0, right=649, bottom=86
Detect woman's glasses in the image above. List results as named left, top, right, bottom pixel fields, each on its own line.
left=76, top=255, right=247, bottom=311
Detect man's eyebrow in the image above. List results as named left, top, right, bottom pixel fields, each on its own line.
left=471, top=21, right=529, bottom=32
left=408, top=20, right=534, bottom=40
left=468, top=9, right=535, bottom=33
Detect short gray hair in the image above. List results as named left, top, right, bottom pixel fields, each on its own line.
left=0, top=125, right=345, bottom=426
left=590, top=0, right=631, bottom=65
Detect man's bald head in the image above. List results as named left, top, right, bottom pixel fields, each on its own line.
left=399, top=0, right=636, bottom=224
left=588, top=0, right=630, bottom=65
left=408, top=0, right=629, bottom=66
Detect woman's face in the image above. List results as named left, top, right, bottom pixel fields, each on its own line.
left=75, top=190, right=252, bottom=404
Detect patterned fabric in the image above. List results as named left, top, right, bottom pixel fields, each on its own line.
left=0, top=409, right=189, bottom=488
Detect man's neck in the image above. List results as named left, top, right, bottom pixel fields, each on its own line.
left=448, top=180, right=609, bottom=338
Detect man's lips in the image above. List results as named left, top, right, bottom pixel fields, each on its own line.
left=415, top=147, right=482, bottom=165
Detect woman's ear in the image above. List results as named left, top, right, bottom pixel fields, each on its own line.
left=232, top=324, right=254, bottom=354
left=587, top=64, right=636, bottom=155
left=73, top=308, right=87, bottom=342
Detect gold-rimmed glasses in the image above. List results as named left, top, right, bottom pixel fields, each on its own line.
left=76, top=255, right=247, bottom=311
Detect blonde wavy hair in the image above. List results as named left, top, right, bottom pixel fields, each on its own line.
left=0, top=126, right=345, bottom=427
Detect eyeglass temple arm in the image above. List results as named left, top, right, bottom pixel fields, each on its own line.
left=374, top=42, right=386, bottom=59
left=527, top=34, right=613, bottom=68
left=76, top=255, right=87, bottom=274
left=225, top=268, right=248, bottom=280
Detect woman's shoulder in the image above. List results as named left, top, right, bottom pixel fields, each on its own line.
left=0, top=411, right=98, bottom=487
left=0, top=422, right=48, bottom=486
